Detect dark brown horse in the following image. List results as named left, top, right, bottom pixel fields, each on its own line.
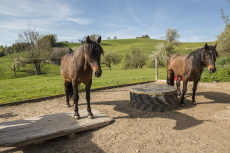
left=167, top=43, right=218, bottom=106
left=60, top=36, right=103, bottom=119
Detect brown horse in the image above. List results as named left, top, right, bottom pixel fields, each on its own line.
left=167, top=43, right=218, bottom=106
left=60, top=36, right=103, bottom=119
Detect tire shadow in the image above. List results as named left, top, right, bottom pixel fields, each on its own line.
left=87, top=98, right=205, bottom=131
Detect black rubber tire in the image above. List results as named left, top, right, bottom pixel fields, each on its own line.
left=130, top=91, right=178, bottom=112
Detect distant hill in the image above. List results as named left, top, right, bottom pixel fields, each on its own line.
left=57, top=38, right=216, bottom=56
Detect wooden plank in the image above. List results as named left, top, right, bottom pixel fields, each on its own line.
left=0, top=109, right=113, bottom=147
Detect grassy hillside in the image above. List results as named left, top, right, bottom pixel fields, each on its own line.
left=0, top=38, right=216, bottom=79
left=58, top=38, right=216, bottom=55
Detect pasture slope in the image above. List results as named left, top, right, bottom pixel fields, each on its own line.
left=0, top=81, right=229, bottom=152
left=58, top=38, right=215, bottom=55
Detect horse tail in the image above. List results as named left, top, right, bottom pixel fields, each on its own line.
left=67, top=82, right=74, bottom=100
left=169, top=71, right=174, bottom=86
left=167, top=58, right=174, bottom=86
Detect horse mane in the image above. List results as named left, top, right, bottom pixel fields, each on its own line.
left=186, top=45, right=218, bottom=68
left=186, top=47, right=203, bottom=68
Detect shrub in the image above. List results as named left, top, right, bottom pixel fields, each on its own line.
left=216, top=56, right=230, bottom=65
left=200, top=68, right=230, bottom=82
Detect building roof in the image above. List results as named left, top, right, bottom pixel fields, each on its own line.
left=51, top=47, right=73, bottom=54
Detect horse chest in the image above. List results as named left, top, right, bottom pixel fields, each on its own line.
left=76, top=71, right=92, bottom=84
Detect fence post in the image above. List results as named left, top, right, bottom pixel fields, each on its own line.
left=155, top=57, right=158, bottom=80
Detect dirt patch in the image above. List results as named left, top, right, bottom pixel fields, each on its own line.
left=1, top=82, right=230, bottom=153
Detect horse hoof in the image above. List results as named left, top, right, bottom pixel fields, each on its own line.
left=180, top=103, right=185, bottom=107
left=192, top=101, right=197, bottom=105
left=74, top=116, right=80, bottom=120
left=88, top=115, right=94, bottom=119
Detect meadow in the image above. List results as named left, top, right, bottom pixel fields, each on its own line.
left=0, top=38, right=225, bottom=104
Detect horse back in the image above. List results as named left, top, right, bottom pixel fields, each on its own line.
left=167, top=54, right=188, bottom=76
left=60, top=54, right=72, bottom=82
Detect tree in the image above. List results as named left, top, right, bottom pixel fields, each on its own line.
left=17, top=22, right=52, bottom=75
left=163, top=28, right=181, bottom=56
left=107, top=37, right=110, bottom=40
left=0, top=45, right=5, bottom=57
left=217, top=0, right=230, bottom=56
left=142, top=34, right=150, bottom=38
left=101, top=50, right=121, bottom=70
left=113, top=36, right=117, bottom=39
left=89, top=34, right=100, bottom=41
left=149, top=43, right=167, bottom=67
left=78, top=34, right=100, bottom=43
left=120, top=52, right=131, bottom=70
left=41, top=34, right=58, bottom=47
left=221, top=0, right=230, bottom=28
left=129, top=45, right=147, bottom=68
left=6, top=53, right=21, bottom=78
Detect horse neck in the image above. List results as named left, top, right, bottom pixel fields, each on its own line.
left=73, top=45, right=85, bottom=59
left=72, top=46, right=86, bottom=68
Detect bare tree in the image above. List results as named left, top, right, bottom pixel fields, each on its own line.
left=17, top=22, right=52, bottom=75
left=101, top=50, right=121, bottom=70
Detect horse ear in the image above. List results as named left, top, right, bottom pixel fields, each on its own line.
left=97, top=36, right=101, bottom=44
left=204, top=43, right=208, bottom=49
left=213, top=42, right=217, bottom=48
left=86, top=36, right=90, bottom=44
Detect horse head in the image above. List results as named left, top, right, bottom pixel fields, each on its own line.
left=201, top=43, right=218, bottom=73
left=84, top=36, right=104, bottom=77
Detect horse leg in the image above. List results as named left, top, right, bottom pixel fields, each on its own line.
left=176, top=76, right=182, bottom=97
left=192, top=78, right=200, bottom=105
left=180, top=78, right=188, bottom=107
left=64, top=80, right=70, bottom=107
left=72, top=80, right=80, bottom=119
left=85, top=79, right=93, bottom=119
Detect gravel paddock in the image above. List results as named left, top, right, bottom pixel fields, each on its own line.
left=1, top=82, right=230, bottom=153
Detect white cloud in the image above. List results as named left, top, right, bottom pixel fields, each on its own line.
left=67, top=17, right=94, bottom=25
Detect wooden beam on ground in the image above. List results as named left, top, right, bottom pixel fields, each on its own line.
left=0, top=109, right=113, bottom=147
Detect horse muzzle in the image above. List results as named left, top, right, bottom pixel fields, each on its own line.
left=208, top=66, right=216, bottom=74
left=93, top=69, right=102, bottom=77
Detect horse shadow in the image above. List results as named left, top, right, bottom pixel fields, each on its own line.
left=186, top=91, right=230, bottom=105
left=0, top=113, right=18, bottom=119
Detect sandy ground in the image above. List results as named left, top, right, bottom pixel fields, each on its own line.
left=0, top=81, right=230, bottom=153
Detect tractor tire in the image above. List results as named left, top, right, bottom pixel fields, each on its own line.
left=130, top=84, right=178, bottom=112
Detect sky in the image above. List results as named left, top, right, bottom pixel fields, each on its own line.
left=0, top=0, right=230, bottom=46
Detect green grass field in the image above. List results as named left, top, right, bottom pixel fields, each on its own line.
left=0, top=38, right=220, bottom=104
left=0, top=67, right=168, bottom=104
